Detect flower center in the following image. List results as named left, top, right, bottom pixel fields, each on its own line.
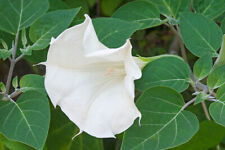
left=104, top=66, right=125, bottom=77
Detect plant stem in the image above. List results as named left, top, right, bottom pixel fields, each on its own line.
left=201, top=101, right=211, bottom=120
left=97, top=0, right=101, bottom=16
left=10, top=89, right=22, bottom=99
left=165, top=23, right=188, bottom=62
left=15, top=53, right=24, bottom=62
left=182, top=98, right=196, bottom=110
left=190, top=74, right=212, bottom=120
left=4, top=32, right=19, bottom=97
left=176, top=25, right=188, bottom=62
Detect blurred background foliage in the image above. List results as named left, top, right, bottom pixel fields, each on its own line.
left=1, top=0, right=225, bottom=150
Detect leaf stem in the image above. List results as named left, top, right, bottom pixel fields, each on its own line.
left=190, top=74, right=212, bottom=120
left=10, top=89, right=22, bottom=99
left=175, top=25, right=188, bottom=62
left=201, top=101, right=211, bottom=120
left=182, top=98, right=196, bottom=110
left=15, top=53, right=24, bottom=62
left=167, top=22, right=212, bottom=120
left=4, top=32, right=19, bottom=98
left=165, top=23, right=188, bottom=62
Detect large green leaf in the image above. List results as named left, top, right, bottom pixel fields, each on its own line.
left=209, top=84, right=225, bottom=126
left=180, top=13, right=223, bottom=57
left=48, top=0, right=69, bottom=11
left=93, top=18, right=139, bottom=48
left=0, top=0, right=49, bottom=34
left=207, top=65, right=225, bottom=90
left=29, top=8, right=80, bottom=51
left=0, top=134, right=34, bottom=150
left=222, top=19, right=225, bottom=34
left=112, top=0, right=164, bottom=30
left=170, top=121, right=225, bottom=150
left=121, top=87, right=199, bottom=150
left=63, top=0, right=89, bottom=19
left=193, top=0, right=225, bottom=19
left=135, top=55, right=191, bottom=92
left=20, top=74, right=46, bottom=95
left=48, top=0, right=88, bottom=21
left=101, top=0, right=124, bottom=16
left=0, top=92, right=50, bottom=150
left=214, top=35, right=225, bottom=69
left=193, top=54, right=212, bottom=80
left=46, top=106, right=104, bottom=150
left=147, top=0, right=191, bottom=18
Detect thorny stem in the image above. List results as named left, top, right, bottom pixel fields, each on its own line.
left=4, top=32, right=19, bottom=98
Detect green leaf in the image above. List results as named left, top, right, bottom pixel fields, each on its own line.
left=0, top=31, right=14, bottom=46
left=194, top=92, right=208, bottom=105
left=121, top=87, right=199, bottom=150
left=186, top=103, right=209, bottom=122
left=12, top=76, right=18, bottom=89
left=20, top=46, right=33, bottom=56
left=0, top=134, right=34, bottom=150
left=63, top=0, right=89, bottom=19
left=147, top=0, right=191, bottom=18
left=101, top=0, right=124, bottom=16
left=0, top=49, right=12, bottom=60
left=193, top=0, right=225, bottom=19
left=193, top=54, right=212, bottom=80
left=112, top=0, right=165, bottom=30
left=0, top=39, right=8, bottom=50
left=29, top=8, right=80, bottom=51
left=46, top=106, right=104, bottom=150
left=180, top=12, right=223, bottom=57
left=135, top=55, right=191, bottom=92
left=21, top=28, right=27, bottom=48
left=70, top=133, right=104, bottom=150
left=214, top=35, right=225, bottom=69
left=93, top=18, right=139, bottom=48
left=170, top=121, right=225, bottom=150
left=207, top=65, right=225, bottom=90
left=209, top=84, right=225, bottom=126
left=0, top=91, right=50, bottom=150
left=0, top=82, right=6, bottom=93
left=23, top=49, right=48, bottom=64
left=222, top=19, right=225, bottom=34
left=0, top=0, right=49, bottom=35
left=20, top=74, right=46, bottom=95
left=48, top=0, right=69, bottom=11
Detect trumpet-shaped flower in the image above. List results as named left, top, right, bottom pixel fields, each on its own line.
left=45, top=14, right=142, bottom=138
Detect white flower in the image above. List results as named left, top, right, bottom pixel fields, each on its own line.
left=44, top=14, right=142, bottom=138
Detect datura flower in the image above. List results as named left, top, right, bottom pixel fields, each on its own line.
left=44, top=14, right=142, bottom=138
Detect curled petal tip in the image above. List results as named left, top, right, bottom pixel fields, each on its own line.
left=33, top=62, right=46, bottom=66
left=84, top=14, right=91, bottom=19
left=72, top=130, right=83, bottom=140
left=50, top=37, right=56, bottom=45
left=138, top=114, right=142, bottom=127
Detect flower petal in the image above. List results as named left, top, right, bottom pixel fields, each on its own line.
left=45, top=14, right=142, bottom=138
left=45, top=64, right=141, bottom=138
left=46, top=14, right=107, bottom=68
